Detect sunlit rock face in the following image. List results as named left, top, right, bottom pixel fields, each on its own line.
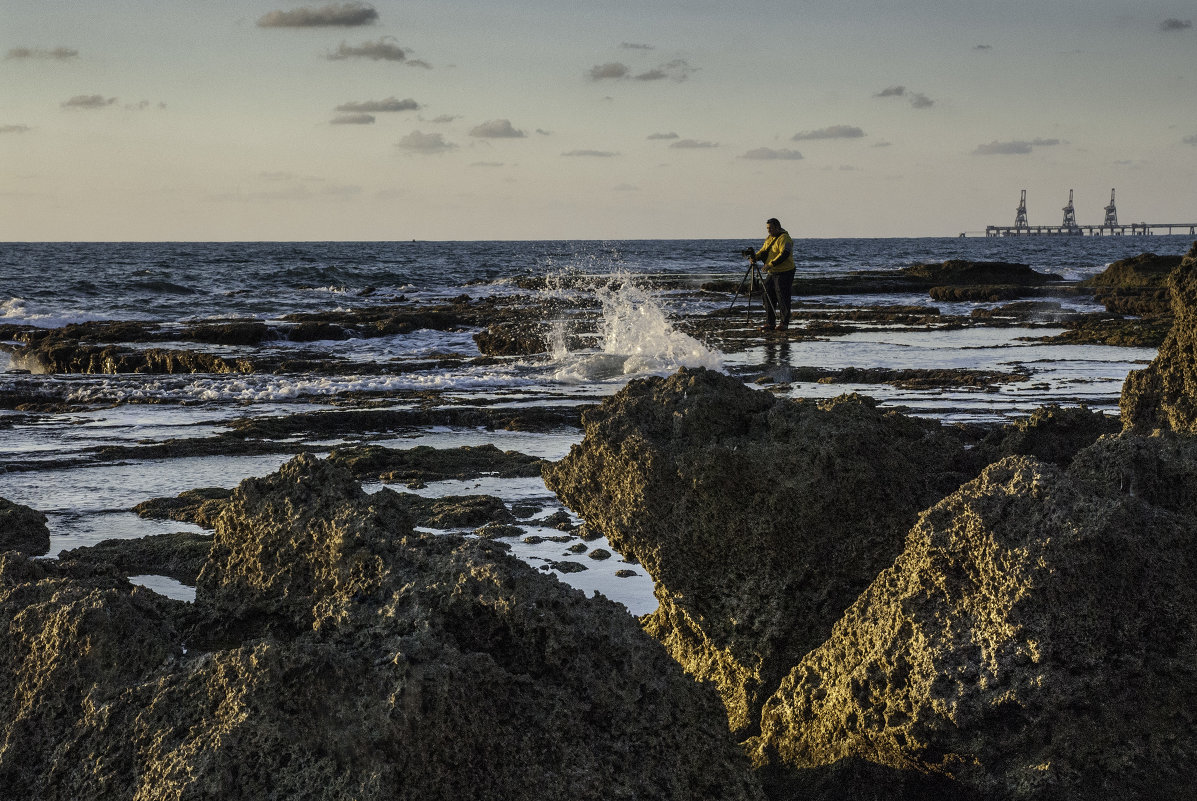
left=750, top=435, right=1197, bottom=801
left=543, top=367, right=974, bottom=736
left=1122, top=242, right=1197, bottom=433
left=0, top=455, right=763, bottom=801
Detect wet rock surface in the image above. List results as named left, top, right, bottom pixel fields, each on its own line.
left=750, top=437, right=1197, bottom=801
left=543, top=367, right=978, bottom=736
left=0, top=496, right=50, bottom=555
left=59, top=531, right=213, bottom=584
left=327, top=443, right=547, bottom=482
left=0, top=455, right=763, bottom=800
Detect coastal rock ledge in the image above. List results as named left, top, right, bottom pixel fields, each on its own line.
left=0, top=454, right=762, bottom=801
left=545, top=366, right=1197, bottom=800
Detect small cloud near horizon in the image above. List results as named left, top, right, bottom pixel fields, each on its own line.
left=336, top=97, right=418, bottom=113
left=0, top=124, right=31, bottom=134
left=589, top=62, right=629, bottom=80
left=647, top=132, right=678, bottom=140
left=6, top=47, right=78, bottom=60
left=470, top=119, right=526, bottom=138
left=875, top=85, right=906, bottom=98
left=670, top=139, right=717, bottom=149
left=1161, top=18, right=1192, bottom=31
left=258, top=3, right=378, bottom=28
left=973, top=138, right=1062, bottom=155
left=61, top=95, right=116, bottom=109
left=1183, top=134, right=1197, bottom=145
left=974, top=44, right=993, bottom=50
left=398, top=130, right=456, bottom=153
left=910, top=93, right=934, bottom=109
left=327, top=39, right=419, bottom=63
left=792, top=125, right=865, bottom=141
left=875, top=85, right=935, bottom=108
left=741, top=147, right=803, bottom=160
left=562, top=150, right=618, bottom=157
left=332, top=113, right=375, bottom=124
left=621, top=43, right=653, bottom=50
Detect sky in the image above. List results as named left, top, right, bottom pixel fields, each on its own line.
left=2, top=0, right=1196, bottom=241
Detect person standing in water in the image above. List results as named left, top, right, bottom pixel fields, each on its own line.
left=750, top=217, right=795, bottom=331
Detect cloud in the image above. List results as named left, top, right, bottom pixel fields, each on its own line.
left=327, top=38, right=410, bottom=62
left=61, top=95, right=116, bottom=109
left=469, top=119, right=526, bottom=138
left=635, top=59, right=696, bottom=82
left=562, top=150, right=618, bottom=157
left=621, top=43, right=654, bottom=50
left=740, top=148, right=804, bottom=160
left=471, top=161, right=505, bottom=167
left=647, top=132, right=678, bottom=140
left=589, top=62, right=630, bottom=80
left=792, top=125, right=865, bottom=141
left=398, top=130, right=456, bottom=153
left=6, top=47, right=78, bottom=60
left=975, top=44, right=993, bottom=50
left=1161, top=18, right=1192, bottom=31
left=1183, top=134, right=1197, bottom=146
left=875, top=85, right=906, bottom=98
left=258, top=3, right=378, bottom=27
left=909, top=93, right=934, bottom=109
left=876, top=85, right=935, bottom=108
left=670, top=139, right=717, bottom=149
left=972, top=138, right=1061, bottom=155
left=614, top=183, right=639, bottom=191
left=426, top=114, right=458, bottom=124
left=0, top=125, right=31, bottom=134
left=336, top=97, right=418, bottom=113
left=332, top=113, right=375, bottom=124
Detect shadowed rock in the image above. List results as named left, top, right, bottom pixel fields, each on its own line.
left=0, top=497, right=50, bottom=555
left=133, top=487, right=234, bottom=529
left=543, top=367, right=975, bottom=736
left=0, top=455, right=764, bottom=799
left=750, top=435, right=1197, bottom=800
left=1081, top=248, right=1188, bottom=316
left=327, top=443, right=547, bottom=482
left=59, top=531, right=212, bottom=585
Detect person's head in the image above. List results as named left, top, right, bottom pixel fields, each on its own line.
left=766, top=218, right=782, bottom=235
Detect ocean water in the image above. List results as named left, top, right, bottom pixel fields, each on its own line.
left=0, top=236, right=1189, bottom=611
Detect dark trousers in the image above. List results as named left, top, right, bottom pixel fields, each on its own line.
left=764, top=269, right=794, bottom=326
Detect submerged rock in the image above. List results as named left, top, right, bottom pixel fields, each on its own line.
left=0, top=454, right=762, bottom=800
left=0, top=497, right=50, bottom=555
left=543, top=367, right=974, bottom=736
left=751, top=435, right=1197, bottom=800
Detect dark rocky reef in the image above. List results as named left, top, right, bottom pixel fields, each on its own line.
left=59, top=531, right=213, bottom=585
left=1, top=341, right=254, bottom=375
left=133, top=487, right=234, bottom=529
left=543, top=368, right=977, bottom=736
left=0, top=455, right=762, bottom=800
left=1081, top=247, right=1190, bottom=317
left=0, top=497, right=50, bottom=555
left=327, top=443, right=547, bottom=482
left=750, top=436, right=1197, bottom=800
left=1121, top=243, right=1197, bottom=433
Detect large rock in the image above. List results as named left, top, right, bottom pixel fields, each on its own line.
left=543, top=367, right=974, bottom=736
left=0, top=497, right=50, bottom=555
left=0, top=454, right=762, bottom=800
left=750, top=434, right=1197, bottom=800
left=1121, top=245, right=1197, bottom=433
left=1081, top=249, right=1187, bottom=316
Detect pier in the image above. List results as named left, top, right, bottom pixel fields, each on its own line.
left=970, top=188, right=1197, bottom=237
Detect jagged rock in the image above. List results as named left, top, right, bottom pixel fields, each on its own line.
left=0, top=497, right=50, bottom=555
left=0, top=455, right=763, bottom=800
left=750, top=435, right=1197, bottom=800
left=927, top=285, right=1033, bottom=302
left=901, top=261, right=1061, bottom=285
left=1081, top=251, right=1184, bottom=316
left=1121, top=258, right=1197, bottom=433
left=59, top=531, right=212, bottom=585
left=133, top=487, right=234, bottom=529
left=327, top=443, right=547, bottom=482
left=0, top=341, right=254, bottom=375
left=543, top=367, right=975, bottom=736
left=179, top=321, right=273, bottom=345
left=974, top=404, right=1120, bottom=468
left=473, top=323, right=548, bottom=356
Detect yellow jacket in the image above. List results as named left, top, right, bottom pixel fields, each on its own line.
left=755, top=230, right=794, bottom=274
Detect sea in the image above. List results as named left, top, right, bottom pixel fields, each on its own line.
left=0, top=236, right=1189, bottom=613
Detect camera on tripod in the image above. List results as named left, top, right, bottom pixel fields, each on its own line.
left=740, top=248, right=755, bottom=258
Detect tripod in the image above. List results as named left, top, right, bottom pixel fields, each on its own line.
left=727, top=257, right=775, bottom=325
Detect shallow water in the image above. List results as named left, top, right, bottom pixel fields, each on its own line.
left=2, top=237, right=1188, bottom=612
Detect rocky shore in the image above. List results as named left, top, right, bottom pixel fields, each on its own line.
left=1, top=247, right=1195, bottom=798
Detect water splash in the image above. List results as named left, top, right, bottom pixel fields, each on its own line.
left=549, top=274, right=722, bottom=383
